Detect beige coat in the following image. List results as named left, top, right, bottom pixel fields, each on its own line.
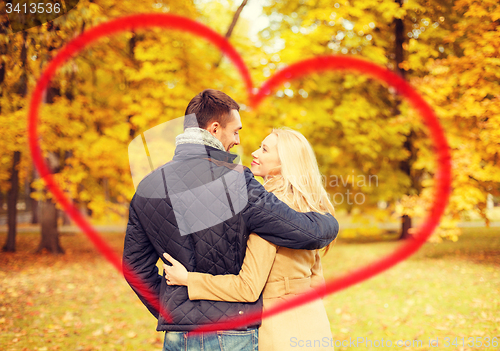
left=188, top=234, right=334, bottom=350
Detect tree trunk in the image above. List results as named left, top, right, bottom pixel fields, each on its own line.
left=37, top=61, right=64, bottom=254
left=36, top=150, right=63, bottom=254
left=394, top=4, right=405, bottom=80
left=36, top=23, right=65, bottom=253
left=59, top=151, right=72, bottom=226
left=37, top=197, right=64, bottom=254
left=0, top=17, right=7, bottom=97
left=60, top=209, right=72, bottom=226
left=30, top=168, right=39, bottom=224
left=3, top=151, right=21, bottom=252
left=401, top=214, right=412, bottom=238
left=2, top=27, right=28, bottom=251
left=394, top=0, right=413, bottom=240
left=127, top=33, right=138, bottom=139
left=399, top=130, right=416, bottom=240
left=1, top=21, right=23, bottom=252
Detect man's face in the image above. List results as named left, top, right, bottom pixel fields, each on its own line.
left=211, top=109, right=242, bottom=152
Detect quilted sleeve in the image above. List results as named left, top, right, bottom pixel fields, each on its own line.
left=122, top=198, right=162, bottom=319
left=242, top=168, right=339, bottom=250
left=187, top=234, right=277, bottom=302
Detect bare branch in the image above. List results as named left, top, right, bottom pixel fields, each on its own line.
left=214, top=0, right=249, bottom=68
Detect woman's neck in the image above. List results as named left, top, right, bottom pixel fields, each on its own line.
left=263, top=174, right=279, bottom=183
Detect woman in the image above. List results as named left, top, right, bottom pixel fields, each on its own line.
left=163, top=127, right=336, bottom=350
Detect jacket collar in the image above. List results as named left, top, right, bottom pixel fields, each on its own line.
left=173, top=143, right=239, bottom=163
left=175, top=127, right=225, bottom=151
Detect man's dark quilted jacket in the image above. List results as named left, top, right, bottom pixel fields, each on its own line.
left=123, top=143, right=339, bottom=331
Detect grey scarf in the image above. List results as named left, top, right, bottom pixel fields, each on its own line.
left=175, top=127, right=225, bottom=151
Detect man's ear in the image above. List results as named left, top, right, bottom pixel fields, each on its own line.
left=207, top=121, right=220, bottom=137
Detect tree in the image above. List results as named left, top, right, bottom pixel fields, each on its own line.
left=1, top=18, right=29, bottom=251
left=247, top=0, right=497, bottom=241
left=410, top=0, right=500, bottom=238
left=394, top=0, right=413, bottom=239
left=250, top=0, right=420, bottom=227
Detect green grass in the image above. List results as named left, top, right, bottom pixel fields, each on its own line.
left=324, top=227, right=500, bottom=350
left=0, top=227, right=499, bottom=350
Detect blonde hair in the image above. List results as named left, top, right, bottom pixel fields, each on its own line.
left=263, top=127, right=336, bottom=254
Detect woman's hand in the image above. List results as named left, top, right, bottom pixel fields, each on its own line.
left=163, top=253, right=188, bottom=286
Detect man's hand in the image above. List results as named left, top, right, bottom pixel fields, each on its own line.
left=163, top=253, right=188, bottom=286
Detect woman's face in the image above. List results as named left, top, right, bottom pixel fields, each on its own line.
left=251, top=133, right=281, bottom=179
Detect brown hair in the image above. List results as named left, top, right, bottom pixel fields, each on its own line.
left=184, top=89, right=240, bottom=129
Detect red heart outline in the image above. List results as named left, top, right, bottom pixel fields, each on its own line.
left=28, top=14, right=451, bottom=333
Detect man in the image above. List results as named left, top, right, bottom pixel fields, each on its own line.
left=123, top=89, right=339, bottom=351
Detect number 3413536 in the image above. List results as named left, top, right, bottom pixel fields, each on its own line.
left=6, top=2, right=61, bottom=14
